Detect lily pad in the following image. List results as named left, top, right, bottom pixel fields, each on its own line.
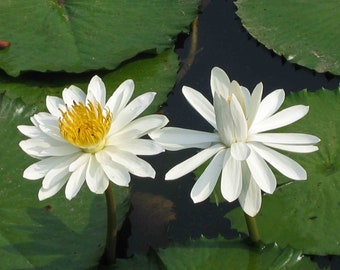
left=228, top=88, right=340, bottom=255
left=0, top=49, right=179, bottom=268
left=158, top=236, right=318, bottom=269
left=235, top=0, right=340, bottom=75
left=0, top=0, right=198, bottom=76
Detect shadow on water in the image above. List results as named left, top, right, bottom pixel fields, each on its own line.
left=128, top=0, right=340, bottom=269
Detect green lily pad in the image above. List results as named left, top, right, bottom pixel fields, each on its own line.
left=0, top=0, right=198, bottom=76
left=0, top=49, right=178, bottom=268
left=158, top=236, right=318, bottom=269
left=1, top=49, right=178, bottom=114
left=228, top=88, right=340, bottom=255
left=235, top=0, right=340, bottom=75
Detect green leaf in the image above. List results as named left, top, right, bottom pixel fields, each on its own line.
left=158, top=236, right=318, bottom=269
left=228, top=88, right=340, bottom=255
left=235, top=0, right=340, bottom=75
left=0, top=49, right=178, bottom=114
left=0, top=49, right=179, bottom=268
left=0, top=0, right=198, bottom=76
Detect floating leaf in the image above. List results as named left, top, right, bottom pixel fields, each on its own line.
left=235, top=0, right=340, bottom=74
left=0, top=0, right=198, bottom=76
left=228, top=88, right=340, bottom=255
left=158, top=236, right=318, bottom=269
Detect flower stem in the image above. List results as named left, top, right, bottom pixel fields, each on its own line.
left=104, top=181, right=117, bottom=265
left=244, top=213, right=260, bottom=244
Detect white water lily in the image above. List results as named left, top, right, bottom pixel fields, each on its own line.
left=150, top=67, right=319, bottom=217
left=18, top=76, right=168, bottom=200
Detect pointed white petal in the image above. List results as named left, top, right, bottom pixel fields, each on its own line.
left=106, top=79, right=134, bottom=116
left=65, top=162, right=87, bottom=200
left=249, top=105, right=309, bottom=134
left=182, top=86, right=216, bottom=129
left=42, top=154, right=79, bottom=189
left=110, top=92, right=156, bottom=134
left=251, top=89, right=285, bottom=126
left=246, top=149, right=276, bottom=194
left=250, top=143, right=307, bottom=180
left=99, top=161, right=131, bottom=187
left=210, top=67, right=231, bottom=98
left=238, top=164, right=262, bottom=217
left=149, top=127, right=220, bottom=150
left=17, top=125, right=43, bottom=138
left=86, top=75, right=106, bottom=107
left=46, top=96, right=64, bottom=117
left=23, top=156, right=66, bottom=180
left=38, top=176, right=68, bottom=200
left=240, top=85, right=251, bottom=116
left=69, top=153, right=91, bottom=172
left=231, top=142, right=250, bottom=161
left=263, top=143, right=319, bottom=153
left=248, top=83, right=263, bottom=126
left=105, top=148, right=155, bottom=178
left=86, top=155, right=109, bottom=194
left=248, top=133, right=320, bottom=145
left=165, top=144, right=225, bottom=180
left=62, top=85, right=86, bottom=107
left=214, top=94, right=234, bottom=145
left=221, top=150, right=242, bottom=202
left=230, top=95, right=247, bottom=141
left=115, top=139, right=164, bottom=155
left=109, top=114, right=168, bottom=140
left=191, top=149, right=225, bottom=203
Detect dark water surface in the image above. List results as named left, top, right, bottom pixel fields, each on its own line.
left=124, top=0, right=340, bottom=268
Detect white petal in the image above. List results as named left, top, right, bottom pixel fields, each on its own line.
left=115, top=139, right=164, bottom=155
left=249, top=133, right=320, bottom=145
left=250, top=143, right=307, bottom=180
left=191, top=149, right=225, bottom=203
left=105, top=148, right=155, bottom=178
left=23, top=156, right=66, bottom=180
left=42, top=154, right=79, bottom=189
left=238, top=164, right=262, bottom=217
left=214, top=94, right=234, bottom=145
left=65, top=162, right=87, bottom=200
left=182, top=86, right=216, bottom=129
left=108, top=114, right=168, bottom=140
left=86, top=75, right=106, bottom=107
left=96, top=151, right=130, bottom=187
left=231, top=142, right=251, bottom=161
left=149, top=127, right=220, bottom=151
left=221, top=150, right=242, bottom=202
left=165, top=144, right=225, bottom=180
left=110, top=92, right=156, bottom=134
left=17, top=125, right=43, bottom=138
left=86, top=155, right=109, bottom=194
left=38, top=176, right=68, bottom=200
left=251, top=89, right=285, bottom=126
left=263, top=143, right=319, bottom=153
left=46, top=96, right=64, bottom=118
left=210, top=66, right=231, bottom=98
left=69, top=153, right=91, bottom=172
left=248, top=82, right=263, bottom=127
left=240, top=86, right=251, bottom=116
left=62, top=85, right=86, bottom=107
left=249, top=105, right=309, bottom=134
left=246, top=149, right=276, bottom=194
left=230, top=95, right=247, bottom=141
left=106, top=79, right=134, bottom=116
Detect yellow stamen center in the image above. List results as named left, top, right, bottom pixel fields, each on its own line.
left=59, top=101, right=112, bottom=153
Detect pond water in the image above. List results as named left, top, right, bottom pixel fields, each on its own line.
left=123, top=0, right=340, bottom=268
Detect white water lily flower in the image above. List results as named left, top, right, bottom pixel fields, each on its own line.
left=18, top=76, right=168, bottom=200
left=150, top=67, right=320, bottom=217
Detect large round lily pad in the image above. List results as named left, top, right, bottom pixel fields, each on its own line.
left=235, top=0, right=340, bottom=75
left=228, top=88, right=340, bottom=255
left=0, top=0, right=198, bottom=76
